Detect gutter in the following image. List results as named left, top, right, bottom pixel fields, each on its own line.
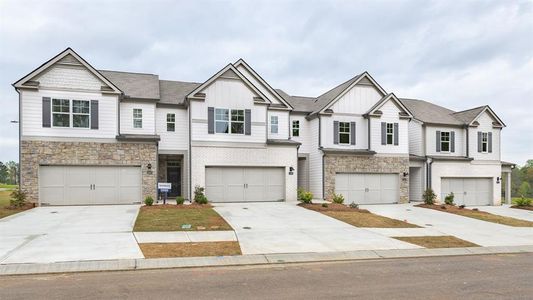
left=426, top=157, right=433, bottom=189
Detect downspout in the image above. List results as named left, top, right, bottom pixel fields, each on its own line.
left=465, top=126, right=469, bottom=157
left=426, top=157, right=433, bottom=189
left=319, top=116, right=325, bottom=199
left=188, top=101, right=192, bottom=202
left=16, top=89, right=21, bottom=186
left=367, top=116, right=371, bottom=151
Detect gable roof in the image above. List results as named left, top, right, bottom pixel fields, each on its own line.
left=99, top=70, right=160, bottom=100
left=13, top=48, right=121, bottom=94
left=159, top=80, right=201, bottom=105
left=234, top=59, right=293, bottom=109
left=185, top=63, right=270, bottom=103
left=400, top=99, right=505, bottom=127
left=276, top=89, right=317, bottom=113
left=365, top=93, right=412, bottom=118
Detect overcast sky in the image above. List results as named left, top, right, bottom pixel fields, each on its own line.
left=0, top=0, right=531, bottom=165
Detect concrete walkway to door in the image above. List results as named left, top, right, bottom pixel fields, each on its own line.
left=0, top=205, right=144, bottom=264
left=213, top=202, right=420, bottom=255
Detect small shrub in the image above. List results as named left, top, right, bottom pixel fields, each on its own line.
left=194, top=185, right=208, bottom=204
left=332, top=193, right=344, bottom=204
left=144, top=196, right=154, bottom=206
left=176, top=196, right=185, bottom=205
left=459, top=205, right=465, bottom=209
left=349, top=202, right=359, bottom=209
left=297, top=188, right=305, bottom=200
left=440, top=205, right=446, bottom=209
left=423, top=188, right=436, bottom=205
left=322, top=203, right=328, bottom=208
left=298, top=190, right=313, bottom=204
left=10, top=188, right=27, bottom=208
left=472, top=208, right=479, bottom=211
left=444, top=192, right=455, bottom=206
left=513, top=196, right=532, bottom=207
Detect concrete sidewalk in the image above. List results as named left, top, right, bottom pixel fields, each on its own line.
left=1, top=245, right=532, bottom=276
left=471, top=205, right=533, bottom=222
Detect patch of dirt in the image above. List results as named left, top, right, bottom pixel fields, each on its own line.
left=139, top=242, right=242, bottom=258
left=393, top=236, right=479, bottom=248
left=298, top=202, right=370, bottom=213
left=141, top=203, right=213, bottom=210
left=511, top=205, right=533, bottom=211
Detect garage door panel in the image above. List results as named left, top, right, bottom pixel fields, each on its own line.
left=441, top=178, right=491, bottom=206
left=206, top=167, right=284, bottom=202
left=39, top=166, right=141, bottom=205
left=335, top=173, right=398, bottom=204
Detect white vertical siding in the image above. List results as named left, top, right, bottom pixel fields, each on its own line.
left=21, top=89, right=118, bottom=139
left=190, top=77, right=267, bottom=143
left=426, top=126, right=466, bottom=157
left=320, top=114, right=368, bottom=149
left=268, top=110, right=289, bottom=140
left=370, top=101, right=409, bottom=154
left=330, top=84, right=383, bottom=114
left=290, top=114, right=311, bottom=153
left=235, top=65, right=284, bottom=105
left=468, top=112, right=501, bottom=161
left=156, top=107, right=189, bottom=150
left=120, top=102, right=156, bottom=135
left=308, top=118, right=323, bottom=198
left=408, top=120, right=424, bottom=156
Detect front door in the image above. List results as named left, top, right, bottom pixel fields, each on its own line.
left=167, top=162, right=181, bottom=197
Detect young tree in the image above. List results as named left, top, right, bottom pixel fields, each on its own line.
left=0, top=162, right=8, bottom=183
left=5, top=161, right=18, bottom=185
left=518, top=181, right=531, bottom=198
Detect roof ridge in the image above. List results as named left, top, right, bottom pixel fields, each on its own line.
left=452, top=105, right=486, bottom=114
left=316, top=73, right=362, bottom=101
left=159, top=79, right=202, bottom=84
left=98, top=69, right=158, bottom=76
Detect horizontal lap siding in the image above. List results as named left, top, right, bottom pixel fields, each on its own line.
left=21, top=89, right=118, bottom=139
left=426, top=126, right=465, bottom=156
left=370, top=101, right=409, bottom=154
left=468, top=112, right=501, bottom=161
left=120, top=102, right=156, bottom=135
left=408, top=120, right=424, bottom=156
left=156, top=107, right=188, bottom=150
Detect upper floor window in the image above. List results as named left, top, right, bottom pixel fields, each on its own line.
left=52, top=99, right=70, bottom=127
left=386, top=123, right=394, bottom=145
left=133, top=109, right=143, bottom=128
left=339, top=122, right=350, bottom=144
left=167, top=113, right=175, bottom=132
left=72, top=100, right=90, bottom=128
left=292, top=120, right=300, bottom=137
left=481, top=132, right=488, bottom=153
left=440, top=131, right=450, bottom=152
left=215, top=108, right=244, bottom=134
left=270, top=116, right=278, bottom=134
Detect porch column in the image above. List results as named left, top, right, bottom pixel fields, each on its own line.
left=505, top=172, right=512, bottom=204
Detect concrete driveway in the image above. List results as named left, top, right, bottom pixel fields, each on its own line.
left=361, top=204, right=533, bottom=247
left=0, top=205, right=143, bottom=264
left=213, top=202, right=420, bottom=255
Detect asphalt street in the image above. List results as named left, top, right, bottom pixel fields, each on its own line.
left=1, top=253, right=532, bottom=299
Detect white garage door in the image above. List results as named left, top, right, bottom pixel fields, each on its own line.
left=39, top=166, right=142, bottom=205
left=205, top=167, right=285, bottom=202
left=441, top=178, right=492, bottom=206
left=335, top=173, right=399, bottom=204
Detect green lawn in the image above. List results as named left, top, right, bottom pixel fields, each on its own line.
left=134, top=204, right=233, bottom=232
left=0, top=184, right=17, bottom=189
left=0, top=190, right=32, bottom=219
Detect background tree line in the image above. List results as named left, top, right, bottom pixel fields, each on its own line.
left=0, top=161, right=18, bottom=185
left=511, top=159, right=533, bottom=198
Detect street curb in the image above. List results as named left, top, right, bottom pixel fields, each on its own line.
left=1, top=245, right=533, bottom=276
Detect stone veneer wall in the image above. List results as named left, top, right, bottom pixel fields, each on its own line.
left=20, top=140, right=158, bottom=204
left=323, top=154, right=410, bottom=203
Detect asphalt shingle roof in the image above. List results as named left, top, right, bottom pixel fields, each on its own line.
left=159, top=80, right=201, bottom=105
left=400, top=98, right=489, bottom=126
left=452, top=106, right=486, bottom=124
left=99, top=70, right=160, bottom=100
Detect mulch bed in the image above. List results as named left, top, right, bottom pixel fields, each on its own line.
left=139, top=241, right=242, bottom=258
left=142, top=203, right=213, bottom=210
left=298, top=202, right=370, bottom=213
left=511, top=205, right=533, bottom=211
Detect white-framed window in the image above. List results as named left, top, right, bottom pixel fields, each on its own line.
left=133, top=109, right=143, bottom=128
left=386, top=123, right=394, bottom=145
left=52, top=99, right=70, bottom=127
left=440, top=131, right=450, bottom=152
left=292, top=120, right=300, bottom=137
left=339, top=122, right=350, bottom=144
left=215, top=108, right=244, bottom=134
left=481, top=132, right=488, bottom=153
left=166, top=113, right=175, bottom=132
left=270, top=115, right=278, bottom=134
left=72, top=100, right=90, bottom=128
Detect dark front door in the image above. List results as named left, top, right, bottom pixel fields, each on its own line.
left=167, top=163, right=181, bottom=197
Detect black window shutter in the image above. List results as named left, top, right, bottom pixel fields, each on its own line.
left=488, top=132, right=493, bottom=153
left=381, top=122, right=386, bottom=145
left=245, top=109, right=251, bottom=135
left=333, top=121, right=339, bottom=144
left=207, top=107, right=214, bottom=134
left=436, top=131, right=441, bottom=152
left=477, top=132, right=482, bottom=152
left=450, top=131, right=455, bottom=152
left=393, top=123, right=399, bottom=145
left=42, top=97, right=51, bottom=127
left=90, top=100, right=99, bottom=129
left=350, top=122, right=356, bottom=145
